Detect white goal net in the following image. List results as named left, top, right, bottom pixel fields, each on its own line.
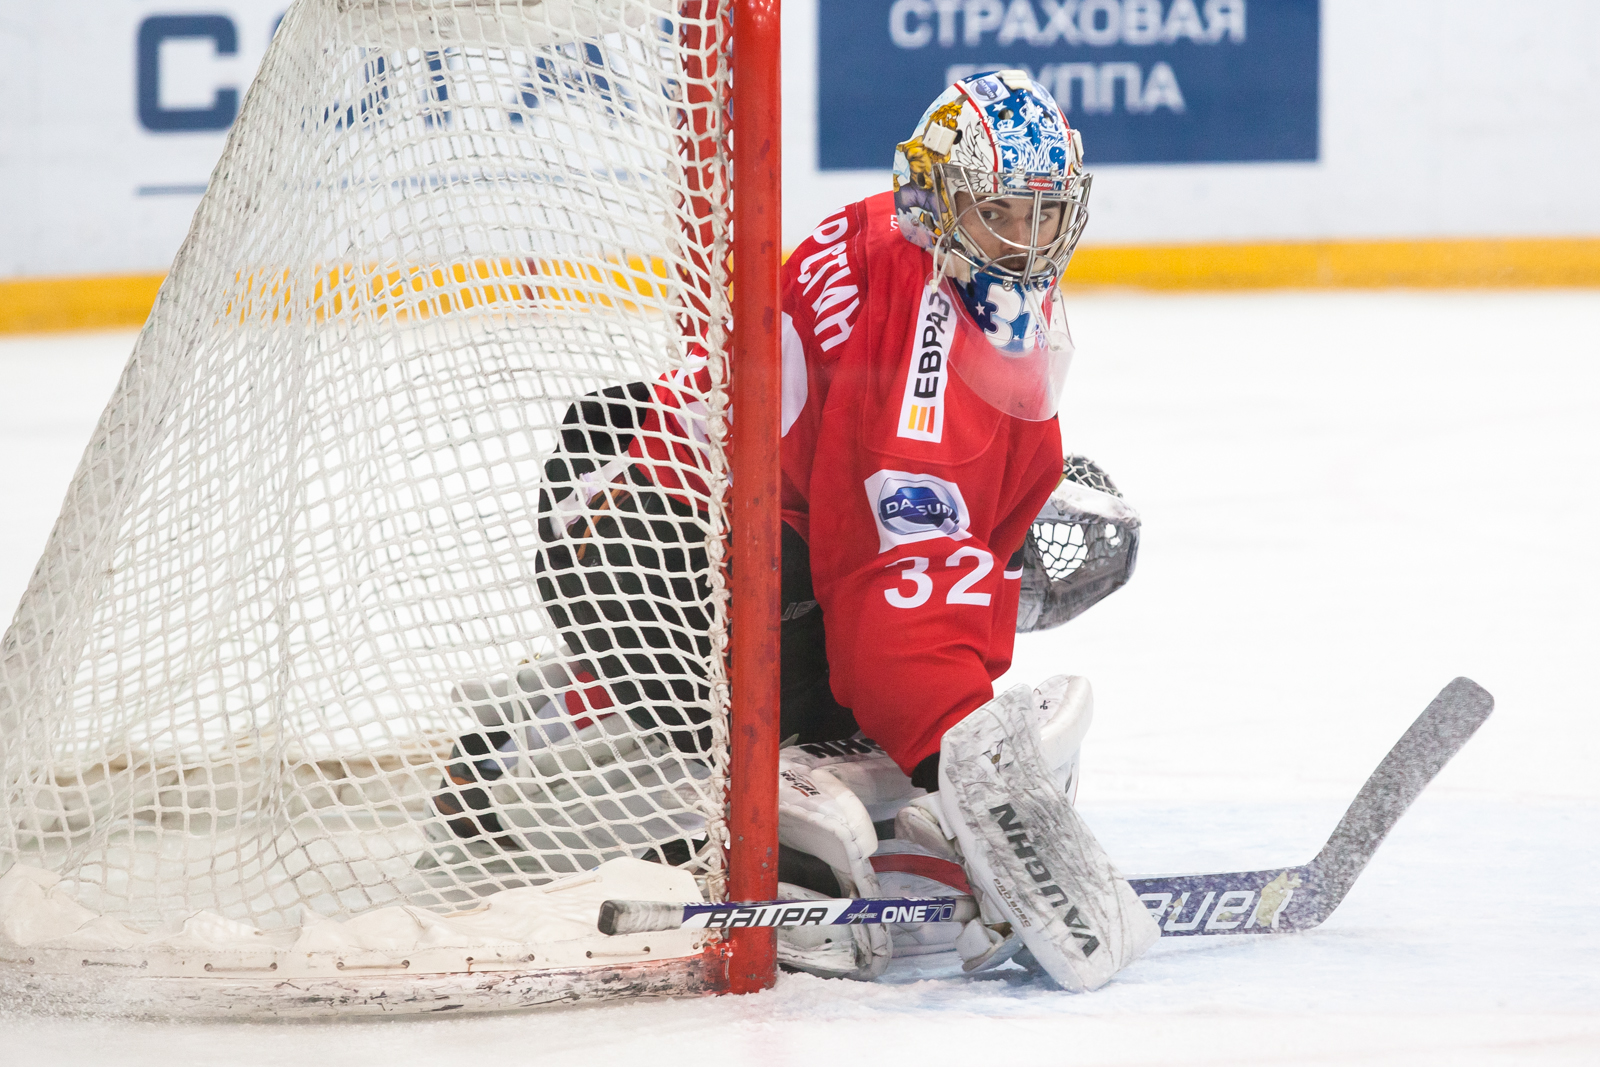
left=0, top=0, right=743, bottom=1014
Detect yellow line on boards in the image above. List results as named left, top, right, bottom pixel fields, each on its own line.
left=1062, top=237, right=1600, bottom=290
left=4, top=237, right=1599, bottom=335
left=0, top=274, right=167, bottom=335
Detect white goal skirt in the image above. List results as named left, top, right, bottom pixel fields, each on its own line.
left=0, top=0, right=737, bottom=1015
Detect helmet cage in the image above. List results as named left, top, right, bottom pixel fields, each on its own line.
left=932, top=164, right=1093, bottom=285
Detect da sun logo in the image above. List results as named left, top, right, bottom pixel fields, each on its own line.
left=863, top=470, right=972, bottom=551
left=881, top=485, right=957, bottom=528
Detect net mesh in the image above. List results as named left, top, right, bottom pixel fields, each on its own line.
left=0, top=0, right=733, bottom=935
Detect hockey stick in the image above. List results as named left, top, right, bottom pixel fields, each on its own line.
left=599, top=677, right=1492, bottom=938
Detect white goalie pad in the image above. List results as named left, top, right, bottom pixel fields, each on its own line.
left=425, top=655, right=718, bottom=879
left=780, top=737, right=925, bottom=823
left=1035, top=674, right=1093, bottom=801
left=776, top=758, right=881, bottom=897
left=773, top=883, right=888, bottom=980
left=936, top=680, right=1158, bottom=992
left=868, top=837, right=1017, bottom=973
left=775, top=757, right=891, bottom=980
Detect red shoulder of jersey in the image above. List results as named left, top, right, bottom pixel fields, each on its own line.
left=780, top=191, right=926, bottom=364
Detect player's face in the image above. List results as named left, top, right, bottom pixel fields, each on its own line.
left=952, top=193, right=1065, bottom=271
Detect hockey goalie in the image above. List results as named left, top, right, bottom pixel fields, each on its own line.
left=434, top=70, right=1154, bottom=990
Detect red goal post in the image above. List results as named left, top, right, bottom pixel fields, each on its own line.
left=726, top=0, right=783, bottom=996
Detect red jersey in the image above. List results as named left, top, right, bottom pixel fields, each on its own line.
left=777, top=192, right=1063, bottom=773
left=619, top=191, right=1062, bottom=771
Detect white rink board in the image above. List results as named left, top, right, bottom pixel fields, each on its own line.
left=784, top=0, right=1600, bottom=247
left=2, top=291, right=1598, bottom=1062
left=0, top=1, right=286, bottom=278
left=4, top=0, right=1600, bottom=277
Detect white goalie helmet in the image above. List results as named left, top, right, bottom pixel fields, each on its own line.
left=892, top=70, right=1091, bottom=421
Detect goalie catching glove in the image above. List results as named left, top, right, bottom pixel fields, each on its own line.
left=1015, top=455, right=1140, bottom=633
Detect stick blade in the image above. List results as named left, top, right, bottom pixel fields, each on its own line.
left=1129, top=677, right=1494, bottom=937
left=1304, top=676, right=1494, bottom=919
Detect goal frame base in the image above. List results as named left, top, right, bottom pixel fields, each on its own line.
left=0, top=941, right=729, bottom=1019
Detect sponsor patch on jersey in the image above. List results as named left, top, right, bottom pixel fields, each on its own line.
left=898, top=282, right=956, bottom=443
left=864, top=469, right=972, bottom=551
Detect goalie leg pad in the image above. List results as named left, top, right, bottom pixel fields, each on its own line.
left=937, top=683, right=1158, bottom=992
left=775, top=758, right=891, bottom=980
left=1035, top=674, right=1092, bottom=802
left=774, top=883, right=890, bottom=980
left=781, top=737, right=924, bottom=823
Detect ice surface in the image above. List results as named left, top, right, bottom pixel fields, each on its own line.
left=2, top=292, right=1598, bottom=1063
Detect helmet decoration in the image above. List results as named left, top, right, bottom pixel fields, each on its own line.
left=891, top=70, right=1090, bottom=422
left=891, top=69, right=1091, bottom=287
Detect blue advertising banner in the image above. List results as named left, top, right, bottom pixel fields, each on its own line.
left=817, top=0, right=1319, bottom=168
